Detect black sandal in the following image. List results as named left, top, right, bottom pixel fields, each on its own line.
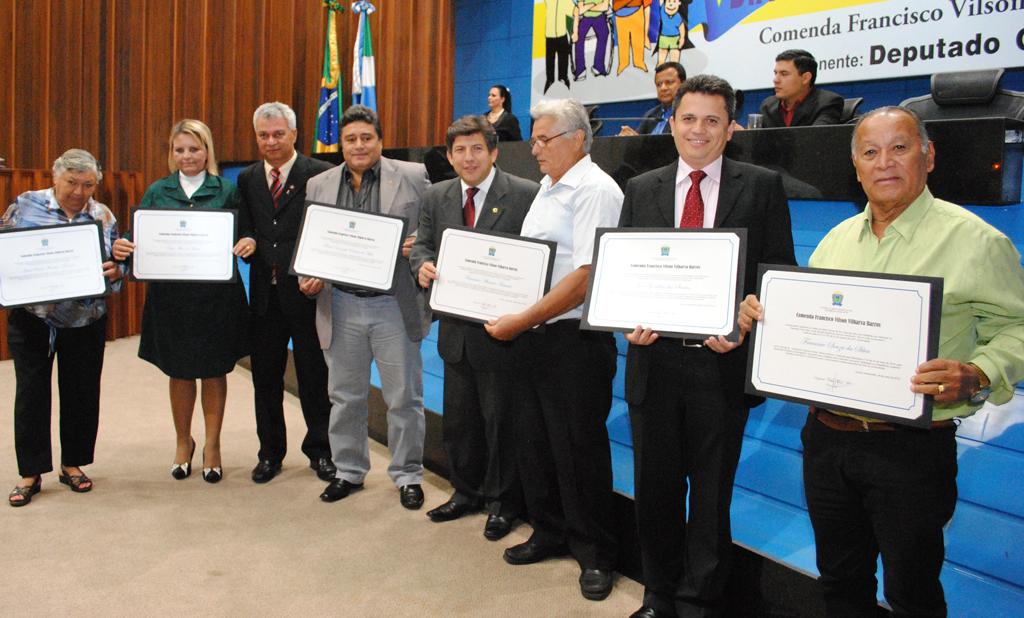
left=8, top=477, right=41, bottom=507
left=59, top=468, right=93, bottom=493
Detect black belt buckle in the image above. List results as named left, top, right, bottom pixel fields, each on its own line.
left=681, top=338, right=704, bottom=348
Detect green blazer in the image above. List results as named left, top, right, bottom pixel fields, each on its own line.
left=137, top=172, right=244, bottom=241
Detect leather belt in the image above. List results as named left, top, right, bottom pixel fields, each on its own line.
left=811, top=407, right=956, bottom=432
left=333, top=284, right=386, bottom=298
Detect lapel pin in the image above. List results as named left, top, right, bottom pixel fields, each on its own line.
left=491, top=207, right=499, bottom=213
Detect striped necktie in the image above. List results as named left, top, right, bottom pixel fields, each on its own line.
left=270, top=168, right=283, bottom=208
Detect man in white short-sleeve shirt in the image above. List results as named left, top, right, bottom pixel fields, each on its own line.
left=485, top=98, right=623, bottom=602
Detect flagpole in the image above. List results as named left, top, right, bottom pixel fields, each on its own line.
left=314, top=0, right=345, bottom=154
left=351, top=1, right=377, bottom=112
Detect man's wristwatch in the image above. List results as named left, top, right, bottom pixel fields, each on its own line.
left=968, top=363, right=992, bottom=406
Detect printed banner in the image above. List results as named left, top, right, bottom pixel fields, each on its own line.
left=531, top=0, right=1024, bottom=106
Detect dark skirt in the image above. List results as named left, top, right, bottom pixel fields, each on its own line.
left=139, top=280, right=250, bottom=379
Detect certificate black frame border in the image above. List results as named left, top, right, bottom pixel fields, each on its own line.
left=289, top=200, right=409, bottom=295
left=580, top=227, right=748, bottom=342
left=744, top=263, right=943, bottom=428
left=426, top=225, right=558, bottom=326
left=128, top=207, right=239, bottom=284
left=0, top=220, right=111, bottom=309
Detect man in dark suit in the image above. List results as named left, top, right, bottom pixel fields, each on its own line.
left=410, top=115, right=539, bottom=540
left=758, top=49, right=843, bottom=128
left=619, top=62, right=687, bottom=136
left=236, top=102, right=335, bottom=484
left=619, top=74, right=796, bottom=618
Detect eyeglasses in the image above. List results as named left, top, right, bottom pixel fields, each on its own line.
left=528, top=131, right=568, bottom=149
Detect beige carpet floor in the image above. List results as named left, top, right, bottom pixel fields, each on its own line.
left=0, top=336, right=643, bottom=616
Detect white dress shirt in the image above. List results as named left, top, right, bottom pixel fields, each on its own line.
left=460, top=165, right=496, bottom=226
left=520, top=155, right=623, bottom=322
left=674, top=155, right=724, bottom=228
left=264, top=150, right=299, bottom=189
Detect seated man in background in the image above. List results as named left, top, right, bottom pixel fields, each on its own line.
left=620, top=61, right=686, bottom=136
left=758, top=49, right=843, bottom=128
left=411, top=116, right=539, bottom=540
left=740, top=106, right=1024, bottom=616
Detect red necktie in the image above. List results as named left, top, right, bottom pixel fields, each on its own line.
left=679, top=170, right=706, bottom=228
left=270, top=168, right=283, bottom=208
left=464, top=187, right=479, bottom=227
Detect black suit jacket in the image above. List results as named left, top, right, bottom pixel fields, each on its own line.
left=759, top=87, right=844, bottom=128
left=236, top=154, right=334, bottom=316
left=409, top=168, right=539, bottom=370
left=618, top=158, right=796, bottom=409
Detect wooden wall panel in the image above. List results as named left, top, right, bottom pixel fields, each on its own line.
left=0, top=4, right=12, bottom=166
left=1, top=0, right=454, bottom=186
left=1, top=0, right=455, bottom=354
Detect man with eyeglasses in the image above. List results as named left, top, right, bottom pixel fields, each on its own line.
left=486, top=98, right=623, bottom=601
left=236, top=101, right=336, bottom=484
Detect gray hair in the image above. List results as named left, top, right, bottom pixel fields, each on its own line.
left=851, top=106, right=930, bottom=159
left=52, top=149, right=102, bottom=182
left=530, top=98, right=593, bottom=153
left=253, top=101, right=297, bottom=131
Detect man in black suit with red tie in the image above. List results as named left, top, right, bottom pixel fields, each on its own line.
left=618, top=75, right=796, bottom=618
left=237, top=101, right=336, bottom=484
left=410, top=115, right=539, bottom=540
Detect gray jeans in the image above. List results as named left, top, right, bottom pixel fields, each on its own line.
left=324, top=289, right=424, bottom=487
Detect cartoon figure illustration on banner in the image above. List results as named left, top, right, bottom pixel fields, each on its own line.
left=571, top=1, right=611, bottom=81
left=657, top=0, right=685, bottom=65
left=544, top=0, right=575, bottom=93
left=613, top=0, right=652, bottom=75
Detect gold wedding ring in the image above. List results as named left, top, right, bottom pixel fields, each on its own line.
left=937, top=383, right=945, bottom=394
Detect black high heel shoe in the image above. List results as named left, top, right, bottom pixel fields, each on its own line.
left=202, top=452, right=222, bottom=484
left=171, top=438, right=196, bottom=480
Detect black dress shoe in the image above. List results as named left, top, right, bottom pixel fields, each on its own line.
left=320, top=479, right=363, bottom=503
left=251, top=460, right=281, bottom=484
left=309, top=457, right=337, bottom=481
left=399, top=484, right=424, bottom=510
left=503, top=538, right=569, bottom=565
left=579, top=568, right=613, bottom=601
left=483, top=514, right=514, bottom=540
left=629, top=607, right=673, bottom=618
left=426, top=498, right=480, bottom=522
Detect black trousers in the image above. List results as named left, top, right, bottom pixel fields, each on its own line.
left=9, top=309, right=107, bottom=477
left=545, top=35, right=570, bottom=84
left=629, top=345, right=749, bottom=618
left=250, top=285, right=331, bottom=463
left=802, top=415, right=958, bottom=617
left=515, top=320, right=618, bottom=570
left=442, top=355, right=523, bottom=517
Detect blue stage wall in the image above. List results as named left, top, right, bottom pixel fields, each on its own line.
left=451, top=2, right=1024, bottom=615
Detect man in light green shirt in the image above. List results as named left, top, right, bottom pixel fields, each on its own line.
left=739, top=106, right=1024, bottom=616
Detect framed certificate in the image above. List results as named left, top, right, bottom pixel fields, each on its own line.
left=745, top=264, right=943, bottom=427
left=131, top=208, right=238, bottom=282
left=428, top=227, right=557, bottom=324
left=0, top=221, right=109, bottom=308
left=581, top=228, right=747, bottom=340
left=290, top=202, right=408, bottom=294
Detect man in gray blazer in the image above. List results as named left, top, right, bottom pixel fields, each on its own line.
left=302, top=105, right=432, bottom=509
left=410, top=116, right=539, bottom=540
